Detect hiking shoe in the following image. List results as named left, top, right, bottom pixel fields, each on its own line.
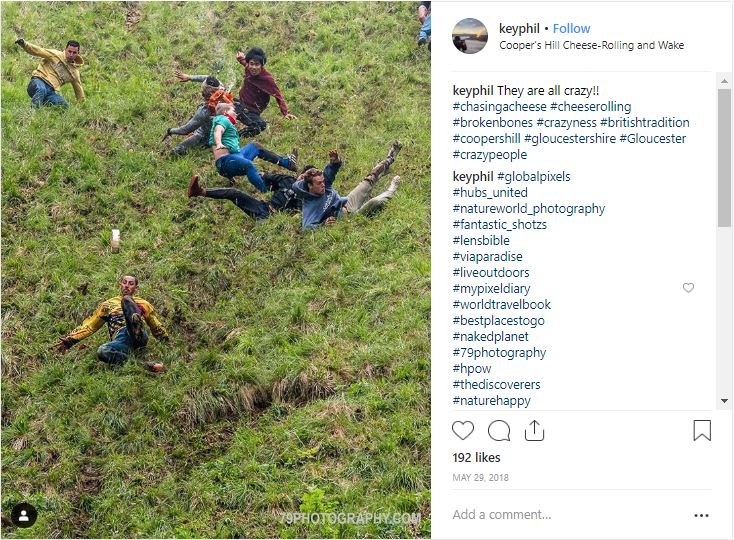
left=390, top=140, right=402, bottom=159
left=389, top=175, right=401, bottom=192
left=122, top=295, right=146, bottom=347
left=188, top=175, right=205, bottom=197
left=143, top=361, right=165, bottom=373
left=286, top=147, right=298, bottom=172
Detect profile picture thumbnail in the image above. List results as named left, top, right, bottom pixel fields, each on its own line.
left=452, top=18, right=488, bottom=54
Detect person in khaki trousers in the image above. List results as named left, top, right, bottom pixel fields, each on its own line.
left=293, top=142, right=403, bottom=230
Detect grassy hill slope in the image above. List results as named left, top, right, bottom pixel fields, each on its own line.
left=1, top=2, right=430, bottom=537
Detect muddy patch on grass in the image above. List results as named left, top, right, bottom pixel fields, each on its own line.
left=67, top=461, right=103, bottom=537
left=124, top=1, right=142, bottom=29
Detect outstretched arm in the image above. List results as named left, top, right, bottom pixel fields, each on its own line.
left=18, top=41, right=56, bottom=59
left=169, top=106, right=209, bottom=136
left=323, top=150, right=343, bottom=189
left=269, top=80, right=295, bottom=119
left=175, top=69, right=208, bottom=83
left=53, top=304, right=106, bottom=352
left=249, top=71, right=296, bottom=119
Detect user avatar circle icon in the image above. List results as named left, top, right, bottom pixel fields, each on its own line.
left=452, top=18, right=488, bottom=54
left=10, top=502, right=38, bottom=528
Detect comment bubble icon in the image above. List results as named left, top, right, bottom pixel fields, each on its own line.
left=488, top=420, right=511, bottom=442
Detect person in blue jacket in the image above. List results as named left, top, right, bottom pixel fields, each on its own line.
left=292, top=142, right=402, bottom=229
left=417, top=1, right=431, bottom=48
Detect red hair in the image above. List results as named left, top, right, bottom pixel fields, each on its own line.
left=207, top=89, right=233, bottom=114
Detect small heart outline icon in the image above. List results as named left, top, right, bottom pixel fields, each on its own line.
left=452, top=420, right=474, bottom=440
left=683, top=283, right=694, bottom=293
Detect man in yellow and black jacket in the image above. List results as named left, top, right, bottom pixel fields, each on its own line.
left=15, top=38, right=85, bottom=108
left=54, top=275, right=169, bottom=372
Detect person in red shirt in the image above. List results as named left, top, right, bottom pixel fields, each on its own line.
left=235, top=47, right=297, bottom=137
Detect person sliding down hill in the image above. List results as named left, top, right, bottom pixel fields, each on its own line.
left=292, top=142, right=402, bottom=230
left=234, top=47, right=297, bottom=137
left=163, top=70, right=231, bottom=156
left=209, top=102, right=297, bottom=192
left=417, top=2, right=432, bottom=49
left=418, top=16, right=432, bottom=49
left=15, top=38, right=85, bottom=108
left=52, top=274, right=169, bottom=372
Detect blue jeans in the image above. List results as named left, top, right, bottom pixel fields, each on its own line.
left=97, top=327, right=148, bottom=366
left=215, top=142, right=292, bottom=192
left=27, top=77, right=69, bottom=108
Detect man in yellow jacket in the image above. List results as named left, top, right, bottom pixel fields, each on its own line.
left=15, top=38, right=85, bottom=108
left=53, top=275, right=169, bottom=372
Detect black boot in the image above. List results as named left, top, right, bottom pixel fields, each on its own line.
left=122, top=296, right=146, bottom=347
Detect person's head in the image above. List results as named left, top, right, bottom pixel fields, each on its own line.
left=215, top=101, right=235, bottom=117
left=418, top=3, right=430, bottom=23
left=119, top=274, right=139, bottom=296
left=64, top=40, right=80, bottom=63
left=245, top=47, right=266, bottom=75
left=201, top=76, right=221, bottom=99
left=300, top=167, right=326, bottom=195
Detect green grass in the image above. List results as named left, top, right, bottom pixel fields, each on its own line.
left=1, top=2, right=430, bottom=538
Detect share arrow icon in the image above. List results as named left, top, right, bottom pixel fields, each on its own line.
left=525, top=420, right=545, bottom=442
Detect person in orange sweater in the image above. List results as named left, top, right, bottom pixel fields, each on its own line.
left=53, top=275, right=168, bottom=372
left=15, top=38, right=85, bottom=108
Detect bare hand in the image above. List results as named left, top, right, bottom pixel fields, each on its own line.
left=284, top=113, right=297, bottom=121
left=325, top=216, right=337, bottom=226
left=328, top=150, right=339, bottom=163
left=174, top=69, right=190, bottom=82
left=51, top=340, right=70, bottom=354
left=236, top=51, right=246, bottom=63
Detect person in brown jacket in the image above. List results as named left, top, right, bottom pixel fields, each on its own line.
left=15, top=38, right=85, bottom=108
left=234, top=47, right=296, bottom=137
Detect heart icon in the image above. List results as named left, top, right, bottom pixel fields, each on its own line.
left=452, top=420, right=474, bottom=440
left=683, top=283, right=694, bottom=293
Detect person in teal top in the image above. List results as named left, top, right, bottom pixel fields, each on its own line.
left=209, top=102, right=297, bottom=192
left=209, top=108, right=241, bottom=152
